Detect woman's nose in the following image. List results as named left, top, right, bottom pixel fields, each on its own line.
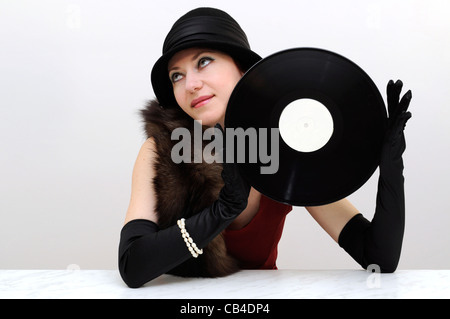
left=185, top=72, right=203, bottom=93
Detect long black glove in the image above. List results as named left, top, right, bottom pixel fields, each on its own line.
left=338, top=80, right=412, bottom=272
left=118, top=125, right=250, bottom=288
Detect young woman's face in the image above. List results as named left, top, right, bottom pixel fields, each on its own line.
left=168, top=48, right=243, bottom=127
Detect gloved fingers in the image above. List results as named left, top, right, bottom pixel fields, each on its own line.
left=389, top=89, right=412, bottom=127
left=398, top=90, right=412, bottom=114
left=221, top=160, right=251, bottom=207
left=387, top=79, right=403, bottom=116
left=214, top=123, right=224, bottom=134
left=215, top=122, right=250, bottom=196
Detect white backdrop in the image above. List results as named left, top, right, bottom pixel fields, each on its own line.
left=1, top=0, right=449, bottom=270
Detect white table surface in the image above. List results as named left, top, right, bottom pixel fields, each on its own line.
left=1, top=269, right=449, bottom=299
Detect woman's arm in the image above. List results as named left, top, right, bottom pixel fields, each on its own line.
left=307, top=80, right=411, bottom=273
left=306, top=199, right=360, bottom=243
left=124, top=137, right=159, bottom=225
left=119, top=131, right=250, bottom=287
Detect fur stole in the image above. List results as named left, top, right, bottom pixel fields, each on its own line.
left=140, top=99, right=239, bottom=277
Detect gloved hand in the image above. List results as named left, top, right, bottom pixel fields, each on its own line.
left=119, top=124, right=250, bottom=287
left=381, top=80, right=412, bottom=173
left=214, top=123, right=251, bottom=215
left=339, top=80, right=412, bottom=272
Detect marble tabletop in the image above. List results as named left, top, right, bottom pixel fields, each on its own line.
left=1, top=269, right=449, bottom=299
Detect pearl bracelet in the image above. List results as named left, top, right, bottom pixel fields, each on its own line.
left=177, top=218, right=203, bottom=258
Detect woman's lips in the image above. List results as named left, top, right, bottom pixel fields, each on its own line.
left=191, top=95, right=214, bottom=108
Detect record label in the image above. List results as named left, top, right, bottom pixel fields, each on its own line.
left=279, top=98, right=334, bottom=153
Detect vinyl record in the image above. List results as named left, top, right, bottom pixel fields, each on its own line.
left=225, top=48, right=387, bottom=206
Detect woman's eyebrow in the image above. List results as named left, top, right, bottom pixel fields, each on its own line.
left=168, top=65, right=180, bottom=73
left=191, top=50, right=215, bottom=61
left=169, top=51, right=216, bottom=73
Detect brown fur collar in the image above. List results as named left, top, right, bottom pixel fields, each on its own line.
left=140, top=99, right=239, bottom=277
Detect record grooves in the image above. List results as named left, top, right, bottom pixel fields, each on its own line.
left=225, top=48, right=387, bottom=206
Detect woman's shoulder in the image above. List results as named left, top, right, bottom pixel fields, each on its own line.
left=140, top=136, right=157, bottom=155
left=132, top=137, right=158, bottom=171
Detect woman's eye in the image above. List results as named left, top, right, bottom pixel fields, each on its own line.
left=171, top=72, right=183, bottom=83
left=198, top=56, right=214, bottom=68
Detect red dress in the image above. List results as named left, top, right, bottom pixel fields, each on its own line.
left=223, top=195, right=292, bottom=269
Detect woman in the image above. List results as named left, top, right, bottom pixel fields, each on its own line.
left=118, top=7, right=412, bottom=288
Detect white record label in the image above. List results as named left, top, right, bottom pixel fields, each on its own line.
left=279, top=98, right=334, bottom=152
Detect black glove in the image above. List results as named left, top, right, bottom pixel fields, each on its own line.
left=118, top=124, right=250, bottom=288
left=338, top=80, right=412, bottom=272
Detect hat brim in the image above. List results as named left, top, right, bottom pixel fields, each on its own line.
left=151, top=40, right=262, bottom=108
